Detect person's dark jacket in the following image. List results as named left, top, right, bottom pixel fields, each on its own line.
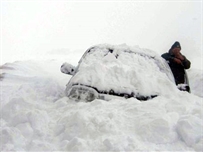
left=161, top=51, right=191, bottom=85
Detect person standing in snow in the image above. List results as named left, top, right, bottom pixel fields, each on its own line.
left=161, top=41, right=191, bottom=92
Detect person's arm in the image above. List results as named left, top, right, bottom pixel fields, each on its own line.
left=174, top=53, right=191, bottom=69
left=181, top=56, right=191, bottom=69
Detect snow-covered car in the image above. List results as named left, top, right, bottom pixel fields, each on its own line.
left=61, top=44, right=176, bottom=102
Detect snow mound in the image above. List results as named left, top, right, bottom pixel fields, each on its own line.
left=187, top=69, right=203, bottom=97
left=1, top=56, right=202, bottom=151
left=177, top=115, right=202, bottom=147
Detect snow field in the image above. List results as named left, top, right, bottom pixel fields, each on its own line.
left=0, top=59, right=202, bottom=151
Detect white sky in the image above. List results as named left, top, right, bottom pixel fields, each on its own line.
left=1, top=1, right=202, bottom=69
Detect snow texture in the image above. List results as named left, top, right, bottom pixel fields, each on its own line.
left=0, top=44, right=202, bottom=151
left=66, top=44, right=176, bottom=98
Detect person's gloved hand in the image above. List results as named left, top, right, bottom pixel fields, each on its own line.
left=175, top=53, right=185, bottom=61
left=173, top=57, right=183, bottom=64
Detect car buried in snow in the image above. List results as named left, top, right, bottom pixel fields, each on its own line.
left=61, top=44, right=176, bottom=102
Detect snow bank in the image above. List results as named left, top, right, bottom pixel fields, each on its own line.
left=187, top=69, right=203, bottom=97
left=0, top=52, right=202, bottom=151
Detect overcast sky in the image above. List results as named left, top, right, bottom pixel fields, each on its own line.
left=1, top=1, right=202, bottom=69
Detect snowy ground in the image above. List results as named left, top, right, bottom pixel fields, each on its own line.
left=0, top=54, right=203, bottom=151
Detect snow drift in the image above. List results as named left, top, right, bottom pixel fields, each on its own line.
left=0, top=45, right=202, bottom=151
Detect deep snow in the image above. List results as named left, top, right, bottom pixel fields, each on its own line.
left=64, top=44, right=176, bottom=100
left=0, top=46, right=203, bottom=151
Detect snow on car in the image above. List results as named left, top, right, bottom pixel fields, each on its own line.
left=61, top=44, right=176, bottom=102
